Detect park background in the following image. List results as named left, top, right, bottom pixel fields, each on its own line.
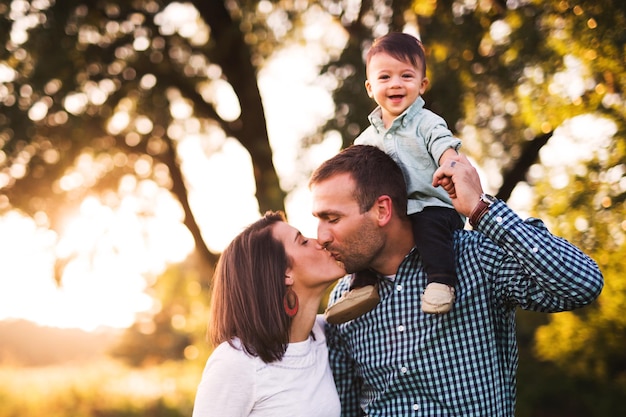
left=0, top=0, right=624, bottom=416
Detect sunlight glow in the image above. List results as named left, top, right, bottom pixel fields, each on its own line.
left=170, top=98, right=193, bottom=120
left=536, top=114, right=617, bottom=190
left=198, top=79, right=241, bottom=122
left=64, top=92, right=89, bottom=115
left=549, top=55, right=590, bottom=101
left=0, top=64, right=16, bottom=83
left=0, top=183, right=194, bottom=331
left=490, top=20, right=512, bottom=45
left=107, top=111, right=131, bottom=135
left=155, top=3, right=209, bottom=45
left=540, top=115, right=616, bottom=167
left=27, top=100, right=49, bottom=121
left=177, top=135, right=260, bottom=252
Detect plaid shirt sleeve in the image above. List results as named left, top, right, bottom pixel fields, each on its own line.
left=477, top=201, right=604, bottom=312
left=325, top=202, right=604, bottom=417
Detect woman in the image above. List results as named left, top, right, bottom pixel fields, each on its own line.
left=192, top=211, right=344, bottom=417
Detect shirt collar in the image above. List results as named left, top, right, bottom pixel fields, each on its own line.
left=367, top=96, right=426, bottom=133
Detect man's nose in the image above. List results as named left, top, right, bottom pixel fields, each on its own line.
left=316, top=224, right=332, bottom=247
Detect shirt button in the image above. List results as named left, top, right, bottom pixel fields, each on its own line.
left=532, top=247, right=539, bottom=253
left=397, top=325, right=405, bottom=332
left=386, top=134, right=392, bottom=139
left=496, top=216, right=503, bottom=223
left=400, top=366, right=408, bottom=374
left=396, top=284, right=403, bottom=292
left=413, top=403, right=419, bottom=410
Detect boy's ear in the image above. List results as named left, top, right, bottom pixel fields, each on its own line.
left=420, top=77, right=430, bottom=94
left=365, top=79, right=374, bottom=97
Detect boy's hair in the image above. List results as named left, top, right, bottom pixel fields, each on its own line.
left=309, top=145, right=408, bottom=217
left=366, top=32, right=427, bottom=77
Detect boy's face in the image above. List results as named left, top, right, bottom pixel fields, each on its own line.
left=365, top=52, right=429, bottom=126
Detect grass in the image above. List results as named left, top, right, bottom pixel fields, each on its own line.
left=0, top=359, right=202, bottom=417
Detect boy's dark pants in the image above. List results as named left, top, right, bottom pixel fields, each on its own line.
left=410, top=206, right=464, bottom=287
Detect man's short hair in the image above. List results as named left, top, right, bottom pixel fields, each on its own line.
left=309, top=145, right=408, bottom=216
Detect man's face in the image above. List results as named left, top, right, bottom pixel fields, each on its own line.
left=311, top=173, right=384, bottom=274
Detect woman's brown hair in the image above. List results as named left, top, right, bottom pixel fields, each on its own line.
left=207, top=211, right=292, bottom=363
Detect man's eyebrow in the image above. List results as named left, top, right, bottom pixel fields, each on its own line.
left=314, top=210, right=339, bottom=219
left=294, top=231, right=302, bottom=243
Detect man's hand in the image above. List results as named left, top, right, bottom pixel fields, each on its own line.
left=432, top=154, right=484, bottom=217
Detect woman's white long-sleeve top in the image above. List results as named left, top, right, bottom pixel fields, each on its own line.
left=192, top=316, right=340, bottom=417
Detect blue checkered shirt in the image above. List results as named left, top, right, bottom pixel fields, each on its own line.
left=325, top=202, right=603, bottom=417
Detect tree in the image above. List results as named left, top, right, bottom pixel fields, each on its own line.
left=0, top=0, right=295, bottom=367
left=0, top=0, right=286, bottom=279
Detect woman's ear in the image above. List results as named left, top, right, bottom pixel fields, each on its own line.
left=285, top=273, right=294, bottom=286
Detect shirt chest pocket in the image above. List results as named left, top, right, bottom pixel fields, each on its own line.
left=390, top=135, right=436, bottom=171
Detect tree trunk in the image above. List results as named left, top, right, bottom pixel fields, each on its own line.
left=192, top=0, right=286, bottom=214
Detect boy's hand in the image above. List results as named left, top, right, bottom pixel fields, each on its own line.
left=436, top=148, right=460, bottom=199
left=437, top=175, right=457, bottom=199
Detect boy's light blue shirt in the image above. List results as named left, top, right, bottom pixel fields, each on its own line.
left=354, top=96, right=462, bottom=215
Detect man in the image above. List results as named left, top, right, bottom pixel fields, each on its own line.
left=309, top=145, right=603, bottom=416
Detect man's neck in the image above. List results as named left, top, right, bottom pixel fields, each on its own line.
left=371, top=218, right=415, bottom=276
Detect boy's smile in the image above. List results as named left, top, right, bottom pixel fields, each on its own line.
left=365, top=52, right=429, bottom=128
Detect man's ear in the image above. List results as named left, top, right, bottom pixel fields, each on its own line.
left=374, top=195, right=393, bottom=226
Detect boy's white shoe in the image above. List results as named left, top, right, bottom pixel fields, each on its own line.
left=324, top=285, right=380, bottom=324
left=421, top=282, right=455, bottom=314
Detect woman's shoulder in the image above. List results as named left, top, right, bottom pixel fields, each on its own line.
left=206, top=339, right=263, bottom=374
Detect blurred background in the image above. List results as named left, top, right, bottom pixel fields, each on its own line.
left=0, top=0, right=624, bottom=416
